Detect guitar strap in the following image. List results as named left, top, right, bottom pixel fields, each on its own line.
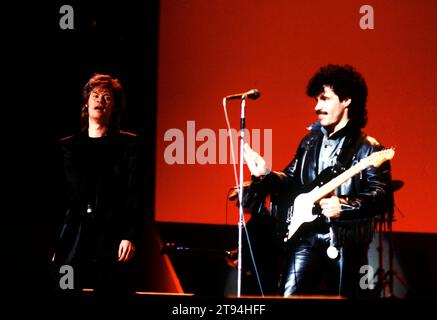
left=334, top=131, right=365, bottom=172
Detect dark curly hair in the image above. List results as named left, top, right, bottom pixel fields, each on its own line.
left=80, top=73, right=125, bottom=131
left=306, top=64, right=368, bottom=129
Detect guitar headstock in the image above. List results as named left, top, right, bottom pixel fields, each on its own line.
left=364, top=148, right=395, bottom=168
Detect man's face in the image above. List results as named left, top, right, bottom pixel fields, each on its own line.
left=314, top=85, right=351, bottom=133
left=87, top=86, right=114, bottom=125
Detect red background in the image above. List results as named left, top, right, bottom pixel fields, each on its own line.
left=155, top=0, right=437, bottom=233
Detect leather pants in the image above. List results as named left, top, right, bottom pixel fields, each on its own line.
left=281, top=232, right=369, bottom=298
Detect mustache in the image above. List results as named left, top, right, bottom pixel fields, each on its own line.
left=316, top=110, right=328, bottom=115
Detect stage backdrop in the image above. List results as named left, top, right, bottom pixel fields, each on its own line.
left=155, top=0, right=437, bottom=233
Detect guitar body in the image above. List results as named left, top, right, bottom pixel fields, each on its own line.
left=285, top=166, right=342, bottom=241
left=283, top=147, right=395, bottom=242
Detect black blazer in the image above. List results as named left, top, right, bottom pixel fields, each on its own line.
left=55, top=130, right=145, bottom=265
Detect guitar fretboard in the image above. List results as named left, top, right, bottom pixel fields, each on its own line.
left=309, top=161, right=368, bottom=203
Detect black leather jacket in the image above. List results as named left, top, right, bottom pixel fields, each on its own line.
left=247, top=121, right=393, bottom=245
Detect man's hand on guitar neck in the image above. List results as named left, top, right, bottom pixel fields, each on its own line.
left=319, top=195, right=342, bottom=219
left=243, top=143, right=271, bottom=177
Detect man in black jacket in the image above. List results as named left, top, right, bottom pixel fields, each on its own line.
left=243, top=64, right=393, bottom=298
left=54, top=74, right=145, bottom=295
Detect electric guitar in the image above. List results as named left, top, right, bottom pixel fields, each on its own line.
left=285, top=148, right=395, bottom=242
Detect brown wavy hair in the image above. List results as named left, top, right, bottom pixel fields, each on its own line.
left=80, top=73, right=125, bottom=131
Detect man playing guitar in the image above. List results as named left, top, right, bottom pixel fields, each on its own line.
left=243, top=64, right=393, bottom=298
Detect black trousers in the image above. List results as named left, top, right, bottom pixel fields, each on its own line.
left=281, top=232, right=369, bottom=298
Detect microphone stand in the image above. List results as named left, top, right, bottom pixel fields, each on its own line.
left=236, top=96, right=247, bottom=298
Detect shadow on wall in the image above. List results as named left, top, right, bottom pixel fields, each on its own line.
left=157, top=223, right=238, bottom=296
left=134, top=221, right=184, bottom=294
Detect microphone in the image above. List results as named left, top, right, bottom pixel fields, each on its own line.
left=225, top=89, right=260, bottom=100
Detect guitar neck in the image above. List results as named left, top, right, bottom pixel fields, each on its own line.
left=310, top=161, right=367, bottom=203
